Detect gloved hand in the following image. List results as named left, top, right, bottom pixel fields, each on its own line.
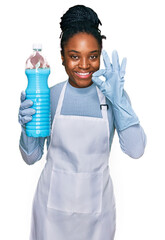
left=18, top=91, right=36, bottom=128
left=92, top=50, right=139, bottom=131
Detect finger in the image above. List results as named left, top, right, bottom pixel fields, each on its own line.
left=102, top=50, right=112, bottom=70
left=92, top=69, right=106, bottom=77
left=19, top=108, right=36, bottom=116
left=20, top=99, right=33, bottom=110
left=92, top=76, right=106, bottom=91
left=20, top=91, right=26, bottom=102
left=120, top=57, right=127, bottom=78
left=19, top=115, right=32, bottom=125
left=112, top=50, right=120, bottom=71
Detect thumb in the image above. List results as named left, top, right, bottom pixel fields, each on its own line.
left=92, top=76, right=106, bottom=90
left=20, top=91, right=26, bottom=102
left=92, top=69, right=106, bottom=77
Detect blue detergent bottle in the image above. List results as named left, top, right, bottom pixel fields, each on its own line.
left=25, top=44, right=51, bottom=137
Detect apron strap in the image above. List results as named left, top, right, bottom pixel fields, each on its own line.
left=96, top=86, right=110, bottom=152
left=96, top=86, right=108, bottom=121
left=55, top=81, right=68, bottom=116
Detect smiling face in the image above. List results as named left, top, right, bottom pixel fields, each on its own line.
left=61, top=32, right=101, bottom=88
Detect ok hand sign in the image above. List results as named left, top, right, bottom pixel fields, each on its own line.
left=92, top=50, right=127, bottom=106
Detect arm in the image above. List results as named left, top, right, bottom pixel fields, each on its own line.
left=19, top=127, right=46, bottom=165
left=118, top=124, right=146, bottom=159
left=116, top=92, right=146, bottom=159
left=92, top=50, right=146, bottom=158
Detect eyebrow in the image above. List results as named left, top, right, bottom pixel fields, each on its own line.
left=68, top=50, right=100, bottom=53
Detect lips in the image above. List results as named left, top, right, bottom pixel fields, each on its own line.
left=74, top=72, right=93, bottom=79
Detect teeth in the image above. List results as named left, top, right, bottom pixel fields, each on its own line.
left=76, top=72, right=90, bottom=76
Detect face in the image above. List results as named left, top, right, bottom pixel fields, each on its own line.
left=61, top=32, right=101, bottom=88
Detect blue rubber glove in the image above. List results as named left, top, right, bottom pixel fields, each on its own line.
left=19, top=91, right=45, bottom=164
left=18, top=91, right=36, bottom=128
left=92, top=50, right=139, bottom=131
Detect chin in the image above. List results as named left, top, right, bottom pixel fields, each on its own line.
left=78, top=81, right=93, bottom=88
left=70, top=79, right=93, bottom=88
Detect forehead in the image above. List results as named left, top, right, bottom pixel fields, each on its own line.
left=64, top=33, right=100, bottom=52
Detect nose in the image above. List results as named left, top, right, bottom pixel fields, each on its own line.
left=78, top=57, right=90, bottom=69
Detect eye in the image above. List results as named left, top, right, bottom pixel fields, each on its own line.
left=71, top=55, right=79, bottom=60
left=90, top=55, right=98, bottom=60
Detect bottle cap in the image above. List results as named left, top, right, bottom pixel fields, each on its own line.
left=32, top=43, right=42, bottom=51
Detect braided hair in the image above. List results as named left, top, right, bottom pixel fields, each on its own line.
left=60, top=5, right=106, bottom=56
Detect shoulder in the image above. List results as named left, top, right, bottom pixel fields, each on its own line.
left=50, top=80, right=66, bottom=95
left=49, top=80, right=67, bottom=123
left=50, top=80, right=67, bottom=109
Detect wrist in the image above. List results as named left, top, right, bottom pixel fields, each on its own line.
left=112, top=100, right=139, bottom=131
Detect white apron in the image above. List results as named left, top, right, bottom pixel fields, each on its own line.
left=30, top=81, right=116, bottom=240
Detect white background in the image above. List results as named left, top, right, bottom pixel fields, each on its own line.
left=0, top=0, right=165, bottom=239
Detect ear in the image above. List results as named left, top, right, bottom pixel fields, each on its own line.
left=61, top=50, right=65, bottom=65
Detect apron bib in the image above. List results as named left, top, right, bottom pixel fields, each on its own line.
left=30, top=81, right=116, bottom=240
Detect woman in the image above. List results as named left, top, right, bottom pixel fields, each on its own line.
left=18, top=5, right=146, bottom=240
